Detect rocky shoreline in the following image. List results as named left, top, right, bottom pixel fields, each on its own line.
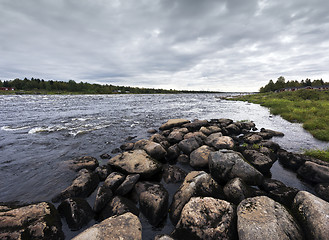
left=1, top=118, right=329, bottom=239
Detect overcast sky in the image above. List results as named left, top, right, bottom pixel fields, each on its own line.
left=1, top=0, right=329, bottom=91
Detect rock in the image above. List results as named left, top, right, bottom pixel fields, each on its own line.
left=183, top=131, right=207, bottom=142
left=104, top=172, right=126, bottom=191
left=205, top=132, right=223, bottom=145
left=169, top=171, right=224, bottom=225
left=167, top=128, right=188, bottom=143
left=260, top=178, right=286, bottom=192
left=238, top=196, right=304, bottom=240
left=297, top=161, right=329, bottom=183
left=100, top=153, right=111, bottom=159
left=225, top=123, right=241, bottom=135
left=111, top=148, right=121, bottom=154
left=162, top=164, right=187, bottom=183
left=315, top=183, right=329, bottom=202
left=259, top=146, right=276, bottom=160
left=243, top=134, right=263, bottom=144
left=209, top=136, right=235, bottom=150
left=139, top=183, right=169, bottom=226
left=209, top=149, right=264, bottom=186
left=218, top=118, right=233, bottom=127
left=134, top=139, right=167, bottom=161
left=268, top=186, right=299, bottom=208
left=69, top=156, right=99, bottom=171
left=277, top=150, right=307, bottom=170
left=166, top=144, right=181, bottom=162
left=147, top=128, right=157, bottom=134
left=52, top=169, right=99, bottom=203
left=159, top=119, right=190, bottom=131
left=260, top=140, right=281, bottom=152
left=178, top=137, right=201, bottom=155
left=58, top=198, right=93, bottom=231
left=223, top=178, right=261, bottom=205
left=177, top=154, right=189, bottom=164
left=182, top=119, right=209, bottom=131
left=98, top=196, right=139, bottom=221
left=260, top=128, right=284, bottom=137
left=94, top=185, right=113, bottom=213
left=172, top=197, right=237, bottom=240
left=120, top=142, right=134, bottom=151
left=154, top=234, right=174, bottom=240
left=115, top=174, right=140, bottom=196
left=200, top=125, right=221, bottom=135
left=240, top=121, right=256, bottom=131
left=0, top=202, right=64, bottom=240
left=107, top=150, right=162, bottom=179
left=189, top=145, right=214, bottom=169
left=243, top=150, right=276, bottom=174
left=149, top=133, right=167, bottom=144
left=72, top=212, right=142, bottom=240
left=95, top=165, right=112, bottom=181
left=292, top=191, right=329, bottom=240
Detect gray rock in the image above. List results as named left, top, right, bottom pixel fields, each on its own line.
left=178, top=137, right=201, bottom=155
left=210, top=136, right=235, bottom=150
left=147, top=128, right=157, bottom=134
left=72, top=212, right=142, bottom=240
left=169, top=171, right=224, bottom=225
left=159, top=119, right=190, bottom=131
left=190, top=145, right=214, bottom=169
left=107, top=150, right=162, bottom=178
left=134, top=139, right=167, bottom=161
left=167, top=128, right=189, bottom=143
left=154, top=234, right=174, bottom=240
left=260, top=128, right=284, bottom=137
left=277, top=150, right=307, bottom=170
left=243, top=150, right=276, bottom=173
left=104, top=172, right=126, bottom=191
left=166, top=144, right=181, bottom=162
left=95, top=165, right=112, bottom=181
left=139, top=183, right=169, bottom=226
left=182, top=119, right=209, bottom=131
left=238, top=196, right=304, bottom=240
left=260, top=140, right=281, bottom=152
left=240, top=121, right=256, bottom=130
left=260, top=178, right=286, bottom=192
left=0, top=202, right=64, bottom=240
left=209, top=149, right=264, bottom=185
left=172, top=197, right=237, bottom=240
left=315, top=183, right=329, bottom=202
left=52, top=169, right=99, bottom=202
left=162, top=164, right=187, bottom=183
left=297, top=161, right=329, bottom=183
left=177, top=154, right=189, bottom=164
left=115, top=174, right=140, bottom=196
left=205, top=132, right=223, bottom=145
left=244, top=134, right=263, bottom=144
left=149, top=133, right=167, bottom=143
left=292, top=191, right=329, bottom=240
left=225, top=123, right=241, bottom=135
left=200, top=125, right=221, bottom=135
left=268, top=186, right=298, bottom=208
left=93, top=185, right=113, bottom=213
left=120, top=142, right=134, bottom=151
left=218, top=118, right=233, bottom=127
left=183, top=131, right=207, bottom=142
left=68, top=156, right=99, bottom=171
left=58, top=198, right=93, bottom=231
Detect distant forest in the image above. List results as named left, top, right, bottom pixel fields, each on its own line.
left=260, top=76, right=329, bottom=93
left=0, top=78, right=218, bottom=94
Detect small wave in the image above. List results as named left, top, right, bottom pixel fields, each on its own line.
left=1, top=126, right=30, bottom=131
left=28, top=125, right=67, bottom=134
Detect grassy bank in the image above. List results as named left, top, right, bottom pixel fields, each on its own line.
left=304, top=149, right=329, bottom=162
left=231, top=90, right=329, bottom=141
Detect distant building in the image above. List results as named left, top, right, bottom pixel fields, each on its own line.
left=0, top=87, right=15, bottom=91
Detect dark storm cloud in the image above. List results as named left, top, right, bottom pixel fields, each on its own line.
left=1, top=0, right=329, bottom=91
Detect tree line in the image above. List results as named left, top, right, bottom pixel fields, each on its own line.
left=259, top=76, right=328, bottom=93
left=0, top=78, right=218, bottom=94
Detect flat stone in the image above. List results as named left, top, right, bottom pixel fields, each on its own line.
left=68, top=156, right=99, bottom=171
left=159, top=119, right=190, bottom=131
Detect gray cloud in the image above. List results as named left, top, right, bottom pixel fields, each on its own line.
left=1, top=0, right=329, bottom=91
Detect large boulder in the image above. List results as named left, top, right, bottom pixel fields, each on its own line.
left=139, top=182, right=169, bottom=226
left=178, top=137, right=202, bottom=155
left=149, top=133, right=167, bottom=144
left=162, top=164, right=187, bottom=183
left=159, top=119, right=190, bottom=131
left=93, top=185, right=113, bottom=213
left=182, top=119, right=209, bottom=131
left=0, top=202, right=64, bottom=240
left=94, top=165, right=112, bottom=181
left=189, top=145, right=214, bottom=169
left=268, top=186, right=299, bottom=208
left=260, top=178, right=286, bottom=192
left=277, top=150, right=307, bottom=170
left=72, top=212, right=142, bottom=240
left=292, top=191, right=329, bottom=240
left=104, top=172, right=126, bottom=191
left=200, top=125, right=221, bottom=136
left=166, top=144, right=181, bottom=162
left=58, top=198, right=94, bottom=231
left=68, top=156, right=99, bottom=171
left=167, top=128, right=189, bottom=143
left=225, top=123, right=241, bottom=135
left=205, top=132, right=223, bottom=145
left=209, top=150, right=264, bottom=186
left=315, top=183, right=329, bottom=202
left=243, top=150, right=276, bottom=174
left=107, top=150, right=162, bottom=179
left=172, top=197, right=237, bottom=240
left=237, top=196, right=304, bottom=240
left=243, top=134, right=263, bottom=144
left=134, top=139, right=167, bottom=161
left=169, top=171, right=224, bottom=225
left=297, top=161, right=329, bottom=183
left=115, top=174, right=140, bottom=196
left=52, top=169, right=99, bottom=202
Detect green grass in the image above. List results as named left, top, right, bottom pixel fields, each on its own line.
left=231, top=90, right=329, bottom=141
left=304, top=149, right=329, bottom=162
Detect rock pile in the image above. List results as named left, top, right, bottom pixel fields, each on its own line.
left=1, top=118, right=328, bottom=240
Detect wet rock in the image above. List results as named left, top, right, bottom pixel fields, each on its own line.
left=111, top=148, right=121, bottom=154
left=169, top=171, right=224, bottom=225
left=240, top=121, right=256, bottom=131
left=277, top=150, right=307, bottom=170
left=147, top=128, right=157, bottom=134
left=149, top=133, right=167, bottom=144
left=238, top=196, right=304, bottom=240
left=172, top=197, right=237, bottom=240
left=69, top=156, right=99, bottom=171
left=200, top=125, right=221, bottom=135
left=95, top=165, right=112, bottom=181
left=225, top=123, right=241, bottom=135
left=58, top=198, right=93, bottom=231
left=159, top=119, right=190, bottom=131
left=243, top=150, right=276, bottom=174
left=139, top=183, right=169, bottom=226
left=115, top=174, right=140, bottom=196
left=167, top=128, right=188, bottom=143
left=134, top=139, right=167, bottom=161
left=52, top=169, right=99, bottom=203
left=72, top=212, right=142, bottom=240
left=166, top=144, right=181, bottom=162
left=217, top=118, right=233, bottom=127
left=177, top=154, right=189, bottom=164
left=182, top=119, right=209, bottom=131
left=209, top=135, right=235, bottom=150
left=315, top=183, right=329, bottom=202
left=154, top=234, right=174, bottom=240
left=268, top=186, right=299, bottom=208
left=260, top=128, right=284, bottom=137
left=189, top=145, right=214, bottom=169
left=93, top=185, right=113, bottom=213
left=104, top=172, right=126, bottom=191
left=162, top=164, right=187, bottom=183
left=183, top=131, right=207, bottom=142
left=178, top=137, right=201, bottom=155
left=260, top=140, right=281, bottom=152
left=0, top=202, right=64, bottom=240
left=120, top=142, right=134, bottom=151
left=100, top=153, right=111, bottom=159
left=297, top=161, right=329, bottom=183
left=107, top=149, right=162, bottom=179
left=260, top=178, right=286, bottom=192
left=259, top=146, right=276, bottom=160
left=243, top=134, right=263, bottom=144
left=292, top=191, right=329, bottom=240
left=204, top=132, right=223, bottom=145
left=98, top=196, right=139, bottom=221
left=209, top=149, right=264, bottom=186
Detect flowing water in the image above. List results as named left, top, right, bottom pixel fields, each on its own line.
left=1, top=94, right=328, bottom=239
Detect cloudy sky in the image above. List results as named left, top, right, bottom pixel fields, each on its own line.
left=1, top=0, right=329, bottom=91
